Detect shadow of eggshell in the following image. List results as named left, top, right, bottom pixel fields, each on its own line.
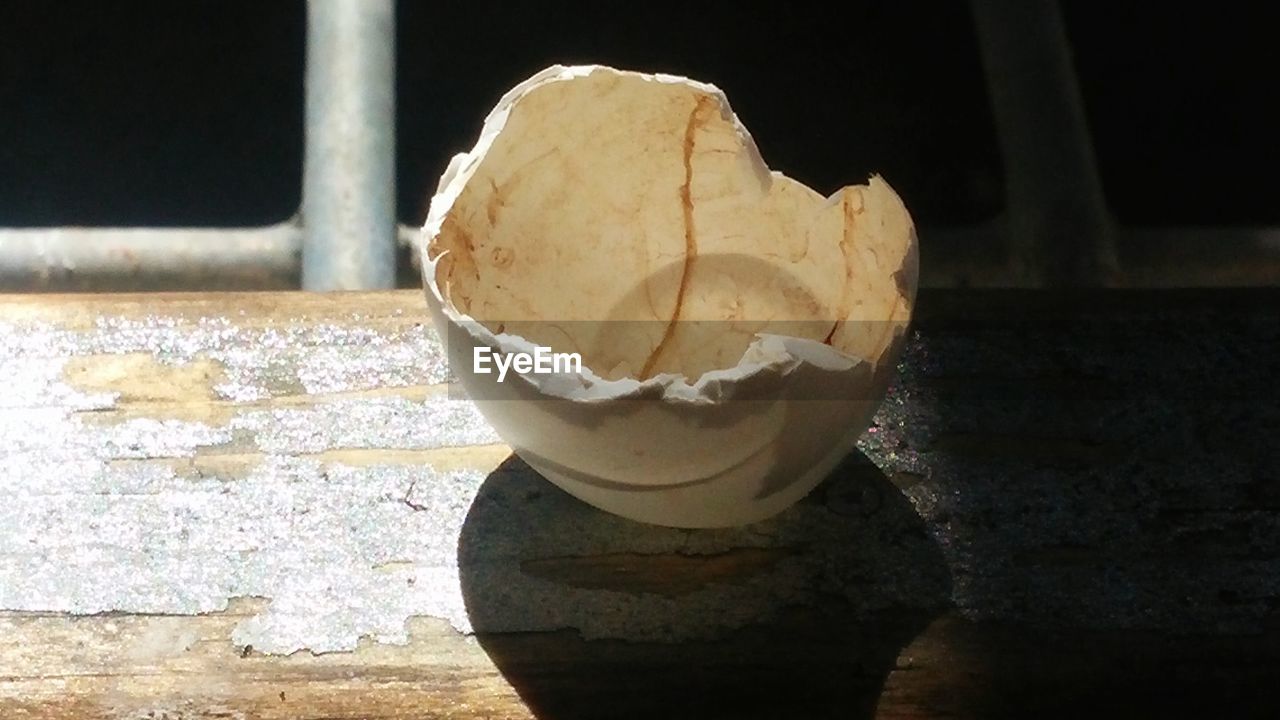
left=421, top=64, right=917, bottom=528
left=455, top=452, right=952, bottom=720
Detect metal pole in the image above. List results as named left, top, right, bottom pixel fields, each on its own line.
left=302, top=0, right=397, bottom=291
left=970, top=0, right=1117, bottom=287
left=1, top=224, right=1277, bottom=291
left=0, top=226, right=301, bottom=292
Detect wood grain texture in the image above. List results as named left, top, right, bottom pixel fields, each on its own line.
left=4, top=607, right=1279, bottom=719
left=2, top=289, right=1279, bottom=719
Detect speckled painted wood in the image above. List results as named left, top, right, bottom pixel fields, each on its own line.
left=1, top=289, right=1278, bottom=719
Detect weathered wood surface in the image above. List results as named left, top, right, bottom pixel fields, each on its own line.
left=1, top=289, right=1278, bottom=719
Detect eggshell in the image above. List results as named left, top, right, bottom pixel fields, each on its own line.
left=421, top=65, right=917, bottom=528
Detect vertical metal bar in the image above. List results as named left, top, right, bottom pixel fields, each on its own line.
left=302, top=0, right=397, bottom=291
left=970, top=0, right=1117, bottom=287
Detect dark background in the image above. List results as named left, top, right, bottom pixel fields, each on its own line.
left=0, top=1, right=1274, bottom=229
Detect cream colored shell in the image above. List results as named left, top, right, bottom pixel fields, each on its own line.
left=422, top=65, right=917, bottom=527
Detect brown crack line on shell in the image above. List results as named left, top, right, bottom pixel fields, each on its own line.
left=822, top=190, right=863, bottom=346
left=639, top=94, right=710, bottom=379
left=833, top=186, right=912, bottom=369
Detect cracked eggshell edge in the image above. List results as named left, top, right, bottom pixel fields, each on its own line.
left=420, top=64, right=871, bottom=407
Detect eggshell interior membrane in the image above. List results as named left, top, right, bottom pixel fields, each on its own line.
left=426, top=65, right=916, bottom=383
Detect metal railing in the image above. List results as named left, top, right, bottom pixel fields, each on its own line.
left=1, top=0, right=398, bottom=292
left=0, top=0, right=1276, bottom=291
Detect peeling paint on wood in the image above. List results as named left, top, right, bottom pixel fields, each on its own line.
left=2, top=289, right=1279, bottom=717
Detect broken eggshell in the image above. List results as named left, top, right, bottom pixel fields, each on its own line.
left=421, top=65, right=917, bottom=528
